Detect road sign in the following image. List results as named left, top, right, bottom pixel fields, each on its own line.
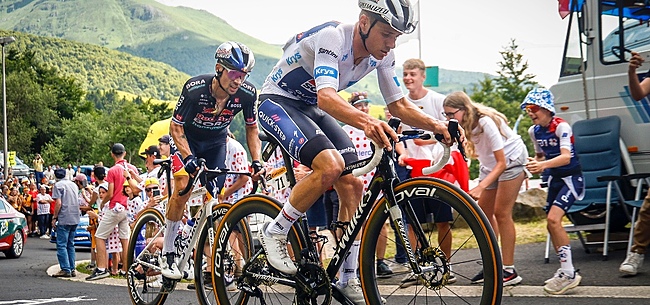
left=8, top=151, right=16, bottom=167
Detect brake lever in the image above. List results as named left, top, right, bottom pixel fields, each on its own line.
left=448, top=119, right=467, bottom=161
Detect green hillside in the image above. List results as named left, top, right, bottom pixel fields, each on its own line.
left=0, top=0, right=281, bottom=86
left=0, top=30, right=189, bottom=100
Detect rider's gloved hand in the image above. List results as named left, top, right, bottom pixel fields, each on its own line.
left=251, top=160, right=264, bottom=182
left=183, top=155, right=199, bottom=174
left=251, top=160, right=263, bottom=175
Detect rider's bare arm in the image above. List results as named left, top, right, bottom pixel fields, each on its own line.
left=317, top=87, right=397, bottom=150
left=170, top=122, right=192, bottom=159
left=245, top=123, right=262, bottom=162
left=386, top=97, right=451, bottom=143
left=628, top=52, right=650, bottom=101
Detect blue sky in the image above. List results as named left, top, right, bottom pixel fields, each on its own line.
left=157, top=0, right=568, bottom=87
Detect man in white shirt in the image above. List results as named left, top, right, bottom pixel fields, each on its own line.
left=399, top=58, right=462, bottom=287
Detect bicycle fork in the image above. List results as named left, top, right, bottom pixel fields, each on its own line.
left=382, top=178, right=432, bottom=276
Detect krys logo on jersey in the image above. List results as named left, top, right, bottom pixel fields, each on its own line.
left=314, top=66, right=338, bottom=79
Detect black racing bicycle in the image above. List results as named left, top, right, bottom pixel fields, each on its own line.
left=211, top=118, right=502, bottom=305
left=126, top=158, right=251, bottom=305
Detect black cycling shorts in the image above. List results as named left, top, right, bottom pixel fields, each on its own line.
left=169, top=131, right=227, bottom=197
left=258, top=94, right=358, bottom=168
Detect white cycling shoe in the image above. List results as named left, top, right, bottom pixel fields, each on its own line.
left=337, top=278, right=366, bottom=304
left=160, top=252, right=183, bottom=280
left=258, top=222, right=297, bottom=275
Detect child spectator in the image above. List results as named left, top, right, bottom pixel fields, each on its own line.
left=521, top=88, right=584, bottom=294
left=444, top=91, right=527, bottom=286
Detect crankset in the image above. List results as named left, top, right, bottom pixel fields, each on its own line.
left=294, top=262, right=331, bottom=305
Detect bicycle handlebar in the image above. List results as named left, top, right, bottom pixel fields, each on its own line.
left=352, top=140, right=383, bottom=177
left=178, top=158, right=253, bottom=197
left=352, top=119, right=463, bottom=177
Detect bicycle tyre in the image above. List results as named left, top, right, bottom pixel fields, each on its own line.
left=194, top=203, right=232, bottom=305
left=211, top=194, right=308, bottom=305
left=126, top=208, right=172, bottom=305
left=359, top=177, right=503, bottom=305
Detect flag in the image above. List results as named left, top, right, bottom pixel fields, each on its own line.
left=396, top=0, right=420, bottom=46
left=558, top=0, right=571, bottom=19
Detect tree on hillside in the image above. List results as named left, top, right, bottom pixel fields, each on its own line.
left=2, top=49, right=89, bottom=158
left=467, top=39, right=538, bottom=178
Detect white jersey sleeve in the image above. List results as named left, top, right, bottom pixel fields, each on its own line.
left=376, top=52, right=404, bottom=104
left=555, top=122, right=574, bottom=151
left=313, top=26, right=344, bottom=92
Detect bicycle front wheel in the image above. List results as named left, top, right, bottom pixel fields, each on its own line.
left=126, top=208, right=172, bottom=305
left=211, top=194, right=308, bottom=305
left=359, top=177, right=503, bottom=305
left=194, top=203, right=231, bottom=305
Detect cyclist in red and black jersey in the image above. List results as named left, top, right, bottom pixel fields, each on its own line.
left=161, top=41, right=262, bottom=279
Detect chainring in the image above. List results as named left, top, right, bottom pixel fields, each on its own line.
left=294, top=262, right=331, bottom=305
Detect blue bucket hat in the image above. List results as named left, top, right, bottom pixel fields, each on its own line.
left=520, top=88, right=555, bottom=115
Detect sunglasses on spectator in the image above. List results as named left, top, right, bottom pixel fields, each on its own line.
left=145, top=187, right=156, bottom=192
left=525, top=104, right=541, bottom=113
left=223, top=66, right=249, bottom=81
left=442, top=109, right=462, bottom=119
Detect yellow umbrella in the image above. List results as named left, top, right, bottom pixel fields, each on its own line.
left=338, top=91, right=352, bottom=101
left=139, top=117, right=172, bottom=155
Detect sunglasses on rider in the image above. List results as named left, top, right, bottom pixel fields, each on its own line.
left=524, top=104, right=541, bottom=113
left=223, top=66, right=249, bottom=81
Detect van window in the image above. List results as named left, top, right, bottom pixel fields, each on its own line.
left=560, top=9, right=588, bottom=77
left=600, top=2, right=650, bottom=64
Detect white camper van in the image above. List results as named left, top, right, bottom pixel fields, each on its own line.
left=550, top=0, right=650, bottom=173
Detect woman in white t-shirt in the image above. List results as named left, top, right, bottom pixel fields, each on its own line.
left=443, top=91, right=528, bottom=286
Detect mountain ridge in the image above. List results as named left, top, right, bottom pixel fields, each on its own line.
left=0, top=0, right=492, bottom=99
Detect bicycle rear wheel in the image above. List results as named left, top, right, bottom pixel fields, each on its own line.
left=194, top=203, right=231, bottom=305
left=359, top=177, right=503, bottom=305
left=211, top=194, right=314, bottom=305
left=126, top=208, right=173, bottom=305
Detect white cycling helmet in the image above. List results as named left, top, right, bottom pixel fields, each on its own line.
left=358, top=0, right=417, bottom=34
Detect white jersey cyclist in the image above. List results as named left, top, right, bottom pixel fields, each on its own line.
left=261, top=21, right=403, bottom=105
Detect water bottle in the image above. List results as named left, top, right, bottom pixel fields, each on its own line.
left=134, top=228, right=146, bottom=257
left=182, top=218, right=195, bottom=240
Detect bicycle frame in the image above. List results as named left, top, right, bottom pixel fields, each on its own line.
left=260, top=129, right=450, bottom=302
left=132, top=162, right=250, bottom=280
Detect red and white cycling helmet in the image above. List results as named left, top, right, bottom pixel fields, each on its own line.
left=358, top=0, right=417, bottom=34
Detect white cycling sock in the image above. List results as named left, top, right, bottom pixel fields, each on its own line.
left=558, top=245, right=575, bottom=276
left=163, top=219, right=181, bottom=255
left=267, top=200, right=303, bottom=236
left=338, top=240, right=360, bottom=285
left=503, top=265, right=516, bottom=273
